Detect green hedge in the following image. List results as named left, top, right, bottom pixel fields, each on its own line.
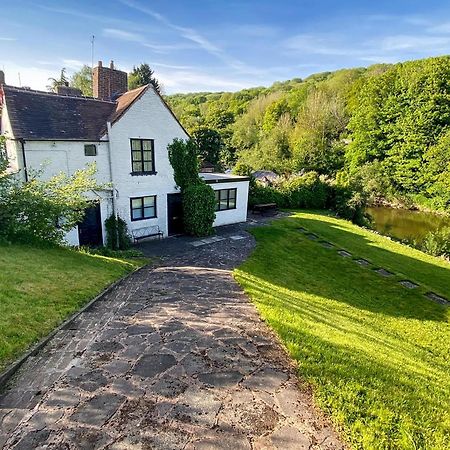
left=182, top=183, right=216, bottom=236
left=249, top=171, right=329, bottom=209
left=248, top=170, right=368, bottom=225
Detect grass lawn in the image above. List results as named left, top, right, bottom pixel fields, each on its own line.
left=235, top=211, right=450, bottom=450
left=0, top=244, right=146, bottom=370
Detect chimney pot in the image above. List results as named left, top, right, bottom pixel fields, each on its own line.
left=93, top=60, right=127, bottom=100
left=98, top=60, right=102, bottom=67
left=0, top=70, right=4, bottom=85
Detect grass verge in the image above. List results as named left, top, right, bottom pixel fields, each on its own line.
left=0, top=243, right=146, bottom=370
left=235, top=211, right=450, bottom=449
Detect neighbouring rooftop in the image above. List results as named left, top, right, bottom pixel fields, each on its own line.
left=200, top=173, right=250, bottom=184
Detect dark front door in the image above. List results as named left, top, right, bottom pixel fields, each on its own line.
left=78, top=203, right=103, bottom=246
left=167, top=193, right=183, bottom=235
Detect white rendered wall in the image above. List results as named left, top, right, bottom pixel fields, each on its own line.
left=20, top=140, right=111, bottom=184
left=6, top=139, right=112, bottom=246
left=1, top=106, right=22, bottom=175
left=210, top=181, right=249, bottom=227
left=107, top=88, right=188, bottom=237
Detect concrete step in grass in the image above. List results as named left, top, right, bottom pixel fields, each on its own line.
left=399, top=280, right=419, bottom=289
left=355, top=258, right=371, bottom=266
left=299, top=229, right=447, bottom=308
left=425, top=292, right=449, bottom=305
left=374, top=268, right=394, bottom=277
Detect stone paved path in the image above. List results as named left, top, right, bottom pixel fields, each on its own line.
left=0, top=229, right=343, bottom=449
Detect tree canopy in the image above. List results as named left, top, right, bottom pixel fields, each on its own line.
left=166, top=56, right=450, bottom=212
left=128, top=63, right=162, bottom=93
left=70, top=65, right=93, bottom=96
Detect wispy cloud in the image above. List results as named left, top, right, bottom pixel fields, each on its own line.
left=117, top=0, right=257, bottom=73
left=158, top=69, right=250, bottom=92
left=0, top=37, right=16, bottom=41
left=152, top=62, right=196, bottom=70
left=427, top=21, right=450, bottom=34
left=379, top=34, right=450, bottom=52
left=2, top=60, right=56, bottom=89
left=62, top=59, right=86, bottom=70
left=364, top=14, right=431, bottom=27
left=283, top=34, right=360, bottom=56
left=103, top=28, right=143, bottom=43
left=233, top=24, right=280, bottom=38
left=102, top=28, right=193, bottom=53
left=37, top=4, right=141, bottom=30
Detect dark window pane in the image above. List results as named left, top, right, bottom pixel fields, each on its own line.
left=143, top=196, right=155, bottom=207
left=143, top=151, right=152, bottom=161
left=131, top=139, right=141, bottom=151
left=142, top=140, right=153, bottom=150
left=143, top=161, right=152, bottom=172
left=132, top=162, right=143, bottom=172
left=143, top=206, right=155, bottom=218
left=229, top=198, right=236, bottom=208
left=84, top=144, right=97, bottom=156
left=132, top=208, right=143, bottom=220
left=131, top=198, right=142, bottom=209
left=132, top=151, right=142, bottom=161
left=229, top=189, right=236, bottom=199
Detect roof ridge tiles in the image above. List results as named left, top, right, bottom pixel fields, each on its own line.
left=2, top=85, right=116, bottom=103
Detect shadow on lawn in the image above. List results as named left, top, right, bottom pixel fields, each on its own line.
left=240, top=215, right=449, bottom=322
left=258, top=311, right=446, bottom=449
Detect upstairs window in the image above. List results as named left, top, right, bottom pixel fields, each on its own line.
left=84, top=144, right=97, bottom=156
left=131, top=138, right=155, bottom=174
left=130, top=195, right=157, bottom=221
left=215, top=188, right=237, bottom=211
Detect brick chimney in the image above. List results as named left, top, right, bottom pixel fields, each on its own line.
left=0, top=70, right=5, bottom=86
left=93, top=60, right=128, bottom=100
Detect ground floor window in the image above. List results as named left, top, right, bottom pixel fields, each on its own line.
left=215, top=188, right=237, bottom=211
left=130, top=195, right=157, bottom=221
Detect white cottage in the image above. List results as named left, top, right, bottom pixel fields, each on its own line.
left=0, top=62, right=249, bottom=246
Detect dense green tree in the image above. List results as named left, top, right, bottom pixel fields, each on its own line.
left=165, top=55, right=450, bottom=212
left=0, top=148, right=101, bottom=244
left=129, top=63, right=162, bottom=93
left=70, top=65, right=93, bottom=96
left=191, top=127, right=223, bottom=170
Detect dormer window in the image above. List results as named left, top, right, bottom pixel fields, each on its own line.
left=131, top=138, right=155, bottom=175
left=84, top=144, right=97, bottom=156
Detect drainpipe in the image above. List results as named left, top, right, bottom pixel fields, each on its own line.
left=19, top=138, right=28, bottom=182
left=106, top=122, right=117, bottom=219
left=106, top=122, right=120, bottom=246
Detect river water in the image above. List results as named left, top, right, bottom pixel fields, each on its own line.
left=366, top=207, right=450, bottom=243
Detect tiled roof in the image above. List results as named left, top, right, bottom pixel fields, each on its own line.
left=1, top=83, right=189, bottom=141
left=2, top=86, right=116, bottom=140
left=108, top=85, right=149, bottom=125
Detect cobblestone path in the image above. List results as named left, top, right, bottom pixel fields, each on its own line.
left=0, top=231, right=343, bottom=449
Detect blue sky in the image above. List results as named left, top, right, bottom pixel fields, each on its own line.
left=2, top=0, right=450, bottom=93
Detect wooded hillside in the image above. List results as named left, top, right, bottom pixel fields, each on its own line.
left=166, top=56, right=450, bottom=212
